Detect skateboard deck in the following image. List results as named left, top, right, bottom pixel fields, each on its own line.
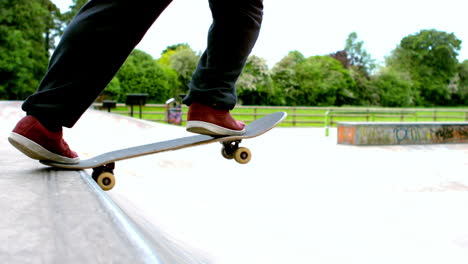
left=41, top=112, right=287, bottom=190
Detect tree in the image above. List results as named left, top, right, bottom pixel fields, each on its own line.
left=104, top=50, right=180, bottom=103
left=101, top=77, right=122, bottom=101
left=271, top=51, right=305, bottom=105
left=330, top=32, right=378, bottom=106
left=158, top=43, right=191, bottom=65
left=158, top=44, right=199, bottom=96
left=372, top=68, right=413, bottom=107
left=292, top=56, right=355, bottom=106
left=329, top=50, right=351, bottom=69
left=0, top=0, right=61, bottom=99
left=386, top=29, right=462, bottom=106
left=237, top=55, right=279, bottom=105
left=0, top=29, right=36, bottom=99
left=344, top=32, right=376, bottom=76
left=169, top=47, right=199, bottom=96
left=449, top=60, right=468, bottom=105
left=40, top=0, right=63, bottom=54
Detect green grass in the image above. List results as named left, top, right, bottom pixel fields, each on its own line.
left=107, top=105, right=468, bottom=128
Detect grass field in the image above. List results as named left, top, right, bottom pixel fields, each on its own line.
left=106, top=104, right=468, bottom=128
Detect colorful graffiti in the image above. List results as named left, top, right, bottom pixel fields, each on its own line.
left=338, top=123, right=468, bottom=145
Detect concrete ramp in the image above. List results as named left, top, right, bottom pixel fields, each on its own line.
left=338, top=122, right=468, bottom=145
left=6, top=101, right=468, bottom=264
left=0, top=101, right=206, bottom=264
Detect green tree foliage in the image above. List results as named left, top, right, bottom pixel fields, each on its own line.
left=271, top=51, right=304, bottom=105
left=0, top=29, right=36, bottom=99
left=169, top=47, right=199, bottom=96
left=329, top=50, right=351, bottom=68
left=102, top=77, right=122, bottom=101
left=460, top=60, right=468, bottom=86
left=40, top=0, right=62, bottom=54
left=387, top=29, right=462, bottom=106
left=103, top=50, right=180, bottom=103
left=372, top=69, right=413, bottom=107
left=330, top=33, right=378, bottom=106
left=291, top=56, right=355, bottom=106
left=158, top=44, right=199, bottom=96
left=271, top=53, right=356, bottom=106
left=1, top=1, right=466, bottom=108
left=237, top=55, right=281, bottom=105
left=449, top=60, right=468, bottom=104
left=0, top=0, right=61, bottom=99
left=344, top=68, right=373, bottom=105
left=158, top=43, right=191, bottom=66
left=344, top=32, right=376, bottom=76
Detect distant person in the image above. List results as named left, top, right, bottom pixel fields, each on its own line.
left=8, top=0, right=263, bottom=164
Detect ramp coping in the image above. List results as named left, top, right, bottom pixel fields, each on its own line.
left=79, top=170, right=163, bottom=264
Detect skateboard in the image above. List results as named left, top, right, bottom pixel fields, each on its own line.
left=41, top=112, right=287, bottom=191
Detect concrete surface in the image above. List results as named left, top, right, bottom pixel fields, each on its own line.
left=338, top=122, right=468, bottom=145
left=0, top=101, right=207, bottom=264
left=3, top=101, right=468, bottom=264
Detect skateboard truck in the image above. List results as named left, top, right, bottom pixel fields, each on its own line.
left=91, top=163, right=116, bottom=191
left=221, top=140, right=252, bottom=164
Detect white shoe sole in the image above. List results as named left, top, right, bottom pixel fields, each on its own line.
left=8, top=132, right=80, bottom=164
left=186, top=121, right=245, bottom=136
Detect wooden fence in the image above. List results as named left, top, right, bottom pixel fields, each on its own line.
left=93, top=103, right=468, bottom=128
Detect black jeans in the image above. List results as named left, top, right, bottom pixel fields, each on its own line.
left=22, top=0, right=263, bottom=129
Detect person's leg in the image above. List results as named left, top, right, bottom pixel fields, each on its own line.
left=183, top=0, right=263, bottom=109
left=183, top=0, right=263, bottom=136
left=22, top=0, right=173, bottom=130
left=10, top=0, right=172, bottom=163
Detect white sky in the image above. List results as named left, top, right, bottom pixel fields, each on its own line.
left=54, top=0, right=467, bottom=67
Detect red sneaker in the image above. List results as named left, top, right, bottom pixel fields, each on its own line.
left=186, top=102, right=246, bottom=136
left=8, top=116, right=79, bottom=164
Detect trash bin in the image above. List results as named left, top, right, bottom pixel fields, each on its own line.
left=165, top=98, right=182, bottom=125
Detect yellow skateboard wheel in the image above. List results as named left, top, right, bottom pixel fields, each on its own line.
left=234, top=147, right=251, bottom=164
left=96, top=172, right=115, bottom=191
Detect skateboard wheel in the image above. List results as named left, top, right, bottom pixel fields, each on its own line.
left=96, top=172, right=116, bottom=191
left=234, top=147, right=251, bottom=164
left=221, top=147, right=234, bottom=160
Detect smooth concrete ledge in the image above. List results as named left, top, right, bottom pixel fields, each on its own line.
left=0, top=101, right=204, bottom=264
left=337, top=122, right=468, bottom=145
left=0, top=156, right=162, bottom=263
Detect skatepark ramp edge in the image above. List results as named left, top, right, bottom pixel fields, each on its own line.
left=79, top=170, right=164, bottom=264
left=0, top=101, right=207, bottom=264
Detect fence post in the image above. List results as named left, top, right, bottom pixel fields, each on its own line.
left=292, top=107, right=296, bottom=127
left=325, top=110, right=330, bottom=137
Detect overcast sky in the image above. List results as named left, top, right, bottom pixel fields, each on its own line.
left=53, top=0, right=467, bottom=67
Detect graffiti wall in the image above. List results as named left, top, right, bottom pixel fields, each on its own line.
left=338, top=122, right=468, bottom=145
